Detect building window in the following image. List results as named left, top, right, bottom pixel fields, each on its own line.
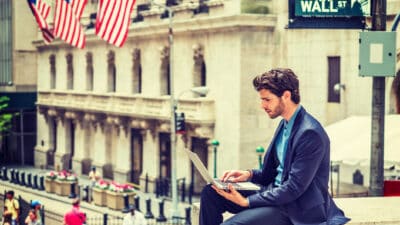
left=328, top=56, right=341, bottom=103
left=107, top=51, right=116, bottom=92
left=86, top=52, right=94, bottom=91
left=66, top=53, right=74, bottom=90
left=160, top=46, right=170, bottom=95
left=49, top=54, right=56, bottom=89
left=132, top=48, right=142, bottom=94
left=193, top=44, right=206, bottom=90
left=0, top=0, right=12, bottom=86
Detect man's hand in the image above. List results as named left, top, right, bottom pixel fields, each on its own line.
left=221, top=170, right=251, bottom=182
left=212, top=184, right=249, bottom=207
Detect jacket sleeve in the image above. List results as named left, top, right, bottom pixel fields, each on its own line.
left=247, top=129, right=326, bottom=208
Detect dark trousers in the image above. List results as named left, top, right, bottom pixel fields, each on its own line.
left=199, top=185, right=293, bottom=225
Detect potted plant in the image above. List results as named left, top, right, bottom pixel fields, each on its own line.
left=54, top=170, right=78, bottom=196
left=92, top=179, right=109, bottom=206
left=44, top=171, right=57, bottom=193
left=106, top=181, right=135, bottom=210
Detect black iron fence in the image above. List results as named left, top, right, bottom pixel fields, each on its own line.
left=0, top=167, right=193, bottom=225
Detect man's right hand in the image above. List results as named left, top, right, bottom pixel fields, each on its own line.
left=220, top=170, right=251, bottom=182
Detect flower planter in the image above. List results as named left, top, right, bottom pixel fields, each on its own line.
left=106, top=191, right=135, bottom=210
left=93, top=188, right=107, bottom=206
left=44, top=178, right=55, bottom=193
left=54, top=180, right=77, bottom=196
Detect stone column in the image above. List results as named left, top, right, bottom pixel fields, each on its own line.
left=113, top=126, right=131, bottom=183
left=54, top=118, right=68, bottom=171
left=34, top=110, right=51, bottom=169
left=91, top=122, right=107, bottom=178
left=72, top=121, right=85, bottom=175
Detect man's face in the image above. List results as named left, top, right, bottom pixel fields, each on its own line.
left=259, top=89, right=285, bottom=119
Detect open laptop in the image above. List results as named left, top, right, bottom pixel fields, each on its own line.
left=184, top=149, right=261, bottom=191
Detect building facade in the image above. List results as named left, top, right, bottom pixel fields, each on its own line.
left=34, top=0, right=400, bottom=192
left=0, top=0, right=38, bottom=165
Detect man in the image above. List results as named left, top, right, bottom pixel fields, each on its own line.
left=88, top=166, right=100, bottom=187
left=122, top=205, right=146, bottom=225
left=5, top=191, right=20, bottom=225
left=64, top=198, right=86, bottom=225
left=200, top=68, right=350, bottom=225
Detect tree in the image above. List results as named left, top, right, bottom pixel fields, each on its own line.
left=0, top=96, right=13, bottom=137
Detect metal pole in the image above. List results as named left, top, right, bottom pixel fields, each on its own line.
left=168, top=6, right=179, bottom=219
left=20, top=110, right=25, bottom=166
left=369, top=0, right=386, bottom=196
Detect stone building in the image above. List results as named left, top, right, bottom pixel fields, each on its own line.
left=33, top=0, right=400, bottom=192
left=0, top=0, right=38, bottom=165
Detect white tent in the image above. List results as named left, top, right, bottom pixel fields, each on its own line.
left=325, top=115, right=400, bottom=186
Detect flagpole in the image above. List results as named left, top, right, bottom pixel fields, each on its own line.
left=148, top=0, right=180, bottom=221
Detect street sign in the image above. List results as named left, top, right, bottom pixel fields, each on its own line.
left=295, top=0, right=370, bottom=17
left=359, top=31, right=396, bottom=77
left=288, top=0, right=370, bottom=29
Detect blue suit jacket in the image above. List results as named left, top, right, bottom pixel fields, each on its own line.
left=248, top=107, right=350, bottom=225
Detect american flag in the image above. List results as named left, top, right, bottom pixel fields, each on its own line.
left=95, top=0, right=136, bottom=47
left=27, top=0, right=54, bottom=44
left=53, top=0, right=87, bottom=49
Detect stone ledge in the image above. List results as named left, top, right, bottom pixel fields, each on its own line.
left=191, top=197, right=400, bottom=225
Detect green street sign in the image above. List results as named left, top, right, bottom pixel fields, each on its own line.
left=295, top=0, right=370, bottom=17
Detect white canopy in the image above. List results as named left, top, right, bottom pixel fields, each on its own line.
left=325, top=115, right=400, bottom=166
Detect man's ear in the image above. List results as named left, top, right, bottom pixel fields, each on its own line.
left=283, top=90, right=291, bottom=101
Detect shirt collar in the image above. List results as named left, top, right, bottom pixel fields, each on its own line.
left=284, top=105, right=301, bottom=130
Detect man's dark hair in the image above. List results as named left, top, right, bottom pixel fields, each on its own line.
left=252, top=68, right=300, bottom=104
left=6, top=190, right=14, bottom=197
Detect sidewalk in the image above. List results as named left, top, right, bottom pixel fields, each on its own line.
left=1, top=164, right=197, bottom=220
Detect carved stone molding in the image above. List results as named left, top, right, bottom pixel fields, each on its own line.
left=159, top=46, right=170, bottom=61
left=193, top=43, right=204, bottom=63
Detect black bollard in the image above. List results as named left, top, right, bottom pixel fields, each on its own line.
left=122, top=194, right=130, bottom=213
left=26, top=173, right=32, bottom=187
left=184, top=207, right=191, bottom=225
left=156, top=199, right=167, bottom=222
left=39, top=176, right=45, bottom=190
left=144, top=198, right=154, bottom=219
left=32, top=175, right=38, bottom=189
left=10, top=169, right=15, bottom=183
left=15, top=170, right=20, bottom=184
left=20, top=172, right=26, bottom=186
left=82, top=185, right=89, bottom=202
left=2, top=167, right=8, bottom=181
left=69, top=183, right=77, bottom=198
left=155, top=178, right=160, bottom=198
left=189, top=181, right=194, bottom=204
left=134, top=195, right=140, bottom=212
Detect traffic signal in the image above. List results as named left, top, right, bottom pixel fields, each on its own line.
left=175, top=112, right=186, bottom=134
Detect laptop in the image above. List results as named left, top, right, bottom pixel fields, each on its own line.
left=184, top=149, right=261, bottom=191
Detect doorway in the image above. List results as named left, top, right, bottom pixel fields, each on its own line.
left=159, top=133, right=171, bottom=179
left=130, top=129, right=143, bottom=184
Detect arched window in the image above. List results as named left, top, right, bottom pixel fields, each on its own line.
left=160, top=46, right=170, bottom=95
left=107, top=51, right=116, bottom=92
left=86, top=52, right=94, bottom=91
left=66, top=53, right=74, bottom=90
left=132, top=48, right=142, bottom=94
left=193, top=44, right=206, bottom=95
left=49, top=54, right=56, bottom=89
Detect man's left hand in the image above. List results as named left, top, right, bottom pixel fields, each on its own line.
left=211, top=184, right=249, bottom=207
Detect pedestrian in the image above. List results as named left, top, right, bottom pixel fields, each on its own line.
left=199, top=68, right=350, bottom=225
left=24, top=210, right=40, bottom=225
left=30, top=200, right=42, bottom=225
left=88, top=166, right=100, bottom=187
left=4, top=191, right=20, bottom=225
left=63, top=198, right=86, bottom=225
left=122, top=205, right=146, bottom=225
left=2, top=206, right=12, bottom=225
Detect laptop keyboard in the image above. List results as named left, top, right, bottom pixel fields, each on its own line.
left=214, top=179, right=242, bottom=189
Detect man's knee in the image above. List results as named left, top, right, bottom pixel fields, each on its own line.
left=201, top=184, right=215, bottom=199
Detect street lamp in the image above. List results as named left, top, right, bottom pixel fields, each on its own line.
left=211, top=139, right=219, bottom=178
left=256, top=146, right=265, bottom=169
